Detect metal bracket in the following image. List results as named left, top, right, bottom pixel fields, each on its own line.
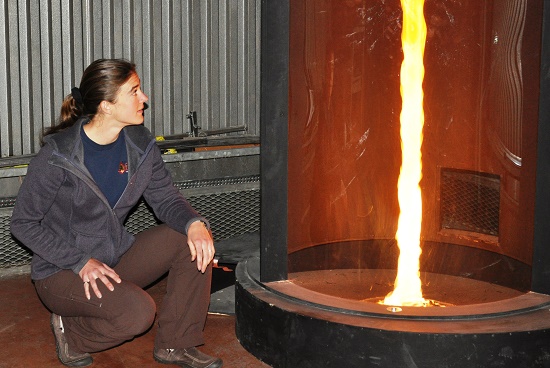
left=186, top=111, right=201, bottom=137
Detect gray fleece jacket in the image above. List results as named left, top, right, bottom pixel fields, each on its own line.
left=10, top=118, right=204, bottom=280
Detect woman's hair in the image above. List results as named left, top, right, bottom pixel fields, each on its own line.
left=43, top=58, right=137, bottom=138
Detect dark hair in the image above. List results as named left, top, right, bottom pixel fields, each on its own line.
left=43, top=58, right=137, bottom=138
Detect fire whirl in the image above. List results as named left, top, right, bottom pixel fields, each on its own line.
left=381, top=0, right=428, bottom=307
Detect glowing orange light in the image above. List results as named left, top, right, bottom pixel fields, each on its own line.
left=382, top=0, right=427, bottom=307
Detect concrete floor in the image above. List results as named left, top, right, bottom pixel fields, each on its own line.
left=0, top=268, right=270, bottom=368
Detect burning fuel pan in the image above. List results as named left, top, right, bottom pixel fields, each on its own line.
left=236, top=257, right=550, bottom=368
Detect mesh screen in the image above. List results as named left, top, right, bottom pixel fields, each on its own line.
left=440, top=169, right=500, bottom=236
left=0, top=176, right=260, bottom=269
left=0, top=213, right=32, bottom=268
left=175, top=175, right=260, bottom=189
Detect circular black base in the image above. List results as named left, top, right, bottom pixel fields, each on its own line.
left=235, top=257, right=550, bottom=368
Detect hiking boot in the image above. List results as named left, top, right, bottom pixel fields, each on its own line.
left=50, top=314, right=93, bottom=367
left=154, top=347, right=223, bottom=368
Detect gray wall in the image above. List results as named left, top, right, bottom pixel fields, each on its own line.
left=0, top=0, right=260, bottom=158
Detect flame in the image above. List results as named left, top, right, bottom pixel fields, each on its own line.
left=382, top=0, right=427, bottom=306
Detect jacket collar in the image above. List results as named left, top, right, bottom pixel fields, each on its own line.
left=44, top=118, right=154, bottom=158
left=43, top=118, right=89, bottom=169
left=43, top=118, right=156, bottom=180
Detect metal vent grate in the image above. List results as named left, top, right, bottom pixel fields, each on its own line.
left=124, top=189, right=260, bottom=241
left=187, top=189, right=260, bottom=240
left=0, top=176, right=260, bottom=270
left=440, top=169, right=500, bottom=236
left=0, top=198, right=16, bottom=207
left=0, top=211, right=32, bottom=268
left=175, top=175, right=260, bottom=189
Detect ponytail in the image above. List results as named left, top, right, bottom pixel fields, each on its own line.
left=42, top=93, right=85, bottom=140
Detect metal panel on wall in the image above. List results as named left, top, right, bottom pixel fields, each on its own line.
left=0, top=0, right=260, bottom=158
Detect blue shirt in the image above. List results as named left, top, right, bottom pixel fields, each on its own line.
left=81, top=127, right=128, bottom=208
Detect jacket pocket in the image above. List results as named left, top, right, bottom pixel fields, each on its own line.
left=72, top=231, right=114, bottom=265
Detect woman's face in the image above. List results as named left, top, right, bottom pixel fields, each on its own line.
left=109, top=73, right=149, bottom=126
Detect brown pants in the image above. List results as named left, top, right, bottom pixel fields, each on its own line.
left=34, top=224, right=212, bottom=353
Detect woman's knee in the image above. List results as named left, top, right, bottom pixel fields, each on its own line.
left=114, top=284, right=156, bottom=336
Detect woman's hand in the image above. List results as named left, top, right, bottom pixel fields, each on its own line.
left=187, top=221, right=215, bottom=273
left=79, top=258, right=121, bottom=300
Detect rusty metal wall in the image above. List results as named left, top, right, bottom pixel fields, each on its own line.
left=0, top=0, right=260, bottom=158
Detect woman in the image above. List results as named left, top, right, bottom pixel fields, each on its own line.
left=10, top=59, right=222, bottom=368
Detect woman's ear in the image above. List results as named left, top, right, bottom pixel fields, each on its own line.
left=99, top=101, right=112, bottom=115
